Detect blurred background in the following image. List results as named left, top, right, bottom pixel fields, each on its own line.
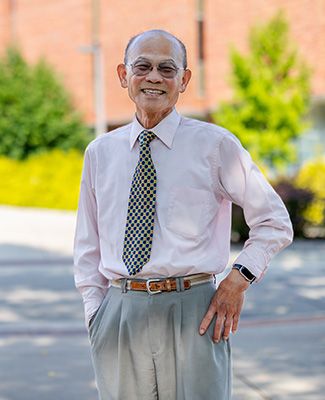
left=0, top=1, right=324, bottom=399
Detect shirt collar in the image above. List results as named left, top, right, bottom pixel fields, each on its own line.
left=129, top=108, right=181, bottom=150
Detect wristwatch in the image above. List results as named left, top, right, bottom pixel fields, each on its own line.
left=232, top=264, right=256, bottom=284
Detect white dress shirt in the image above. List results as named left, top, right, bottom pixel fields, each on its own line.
left=73, top=108, right=293, bottom=325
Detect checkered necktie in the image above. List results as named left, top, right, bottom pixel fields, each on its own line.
left=122, top=130, right=157, bottom=275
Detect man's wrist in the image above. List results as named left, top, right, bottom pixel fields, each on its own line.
left=222, top=269, right=250, bottom=291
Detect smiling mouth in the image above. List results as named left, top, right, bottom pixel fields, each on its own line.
left=141, top=89, right=166, bottom=95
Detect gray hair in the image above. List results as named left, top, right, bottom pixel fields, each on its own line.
left=124, top=29, right=188, bottom=69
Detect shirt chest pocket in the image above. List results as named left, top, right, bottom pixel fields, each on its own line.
left=166, top=186, right=215, bottom=239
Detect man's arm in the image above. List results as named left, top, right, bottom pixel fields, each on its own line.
left=73, top=145, right=109, bottom=328
left=199, top=134, right=293, bottom=342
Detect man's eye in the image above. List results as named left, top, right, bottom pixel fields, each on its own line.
left=134, top=64, right=151, bottom=71
left=160, top=67, right=174, bottom=72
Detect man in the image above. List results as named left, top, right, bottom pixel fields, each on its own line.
left=73, top=29, right=293, bottom=399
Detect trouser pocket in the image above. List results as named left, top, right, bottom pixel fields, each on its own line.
left=88, top=288, right=113, bottom=342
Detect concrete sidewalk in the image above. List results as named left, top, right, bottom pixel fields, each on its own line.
left=0, top=205, right=324, bottom=399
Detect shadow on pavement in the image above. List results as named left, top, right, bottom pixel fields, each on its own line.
left=0, top=240, right=324, bottom=399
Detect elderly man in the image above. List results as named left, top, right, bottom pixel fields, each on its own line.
left=73, top=29, right=293, bottom=399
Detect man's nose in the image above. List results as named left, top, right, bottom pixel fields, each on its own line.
left=145, top=66, right=163, bottom=83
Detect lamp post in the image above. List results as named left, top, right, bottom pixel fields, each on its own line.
left=79, top=0, right=106, bottom=137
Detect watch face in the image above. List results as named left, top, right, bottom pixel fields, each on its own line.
left=233, top=264, right=256, bottom=282
left=242, top=267, right=255, bottom=281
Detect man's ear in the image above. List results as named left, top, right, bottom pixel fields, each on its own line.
left=117, top=64, right=128, bottom=88
left=179, top=69, right=192, bottom=93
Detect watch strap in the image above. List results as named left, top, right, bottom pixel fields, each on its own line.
left=232, top=264, right=256, bottom=283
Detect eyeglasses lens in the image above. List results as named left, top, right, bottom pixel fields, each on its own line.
left=132, top=63, right=178, bottom=78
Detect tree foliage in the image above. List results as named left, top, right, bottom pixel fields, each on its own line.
left=0, top=47, right=91, bottom=160
left=213, top=11, right=311, bottom=171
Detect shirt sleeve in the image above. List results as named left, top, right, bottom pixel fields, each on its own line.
left=73, top=145, right=109, bottom=327
left=216, top=133, right=294, bottom=281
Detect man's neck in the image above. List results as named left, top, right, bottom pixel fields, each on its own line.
left=136, top=108, right=173, bottom=129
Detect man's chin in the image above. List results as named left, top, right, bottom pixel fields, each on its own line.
left=137, top=101, right=167, bottom=114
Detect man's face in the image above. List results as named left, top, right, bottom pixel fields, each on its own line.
left=118, top=35, right=191, bottom=119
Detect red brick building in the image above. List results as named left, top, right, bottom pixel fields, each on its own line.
left=0, top=0, right=324, bottom=131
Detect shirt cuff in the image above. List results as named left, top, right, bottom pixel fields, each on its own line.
left=233, top=247, right=269, bottom=282
left=80, top=286, right=109, bottom=328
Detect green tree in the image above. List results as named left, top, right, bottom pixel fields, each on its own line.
left=0, top=47, right=91, bottom=160
left=213, top=11, right=311, bottom=172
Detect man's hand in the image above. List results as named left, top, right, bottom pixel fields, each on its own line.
left=199, top=269, right=250, bottom=342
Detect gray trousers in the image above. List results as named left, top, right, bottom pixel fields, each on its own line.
left=88, top=279, right=232, bottom=400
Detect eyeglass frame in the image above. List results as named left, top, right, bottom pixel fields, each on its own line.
left=125, top=61, right=185, bottom=79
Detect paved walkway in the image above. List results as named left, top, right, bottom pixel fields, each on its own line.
left=0, top=205, right=324, bottom=399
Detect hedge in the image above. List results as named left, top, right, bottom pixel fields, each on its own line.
left=1, top=150, right=324, bottom=240
left=0, top=149, right=83, bottom=210
left=295, top=157, right=325, bottom=227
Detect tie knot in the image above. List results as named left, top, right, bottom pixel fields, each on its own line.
left=139, top=130, right=156, bottom=146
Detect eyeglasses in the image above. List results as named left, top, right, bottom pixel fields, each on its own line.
left=126, top=62, right=184, bottom=79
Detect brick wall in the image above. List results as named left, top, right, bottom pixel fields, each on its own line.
left=205, top=0, right=325, bottom=111
left=0, top=0, right=94, bottom=122
left=0, top=0, right=324, bottom=126
left=0, top=1, right=10, bottom=48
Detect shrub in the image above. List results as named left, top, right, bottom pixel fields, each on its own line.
left=295, top=157, right=325, bottom=229
left=0, top=47, right=91, bottom=160
left=273, top=180, right=314, bottom=237
left=0, top=149, right=83, bottom=210
left=231, top=176, right=316, bottom=241
left=212, top=11, right=311, bottom=173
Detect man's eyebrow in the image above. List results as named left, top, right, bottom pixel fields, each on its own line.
left=133, top=57, right=177, bottom=64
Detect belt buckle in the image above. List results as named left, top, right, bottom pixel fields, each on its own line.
left=146, top=278, right=162, bottom=295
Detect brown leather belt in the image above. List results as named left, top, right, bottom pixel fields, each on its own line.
left=111, top=273, right=215, bottom=294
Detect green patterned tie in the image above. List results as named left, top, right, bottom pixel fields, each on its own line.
left=122, top=130, right=157, bottom=275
